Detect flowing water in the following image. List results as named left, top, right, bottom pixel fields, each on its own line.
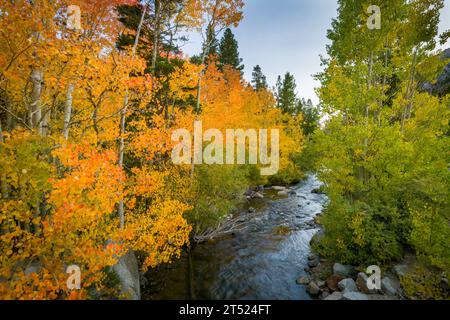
left=144, top=174, right=328, bottom=300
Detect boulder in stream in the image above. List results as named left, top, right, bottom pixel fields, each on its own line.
left=338, top=278, right=358, bottom=292
left=333, top=263, right=355, bottom=277
left=307, top=281, right=321, bottom=295
left=296, top=276, right=311, bottom=285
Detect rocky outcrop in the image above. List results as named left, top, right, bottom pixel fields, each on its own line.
left=112, top=250, right=141, bottom=300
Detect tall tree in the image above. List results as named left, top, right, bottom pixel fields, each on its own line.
left=218, top=28, right=244, bottom=72
left=298, top=98, right=319, bottom=136
left=203, top=25, right=219, bottom=58
left=275, top=72, right=298, bottom=114
left=312, top=0, right=450, bottom=287
left=251, top=65, right=267, bottom=91
left=194, top=0, right=245, bottom=113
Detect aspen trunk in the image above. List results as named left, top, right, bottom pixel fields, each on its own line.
left=29, top=68, right=44, bottom=135
left=0, top=120, right=8, bottom=199
left=401, top=47, right=418, bottom=132
left=151, top=0, right=160, bottom=75
left=63, top=84, right=75, bottom=140
left=117, top=4, right=147, bottom=229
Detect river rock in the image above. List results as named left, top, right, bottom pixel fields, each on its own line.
left=253, top=192, right=264, bottom=199
left=308, top=254, right=317, bottom=261
left=381, top=277, right=398, bottom=296
left=311, top=188, right=324, bottom=194
left=326, top=275, right=345, bottom=291
left=368, top=294, right=399, bottom=300
left=307, top=281, right=321, bottom=295
left=320, top=291, right=330, bottom=299
left=393, top=265, right=409, bottom=278
left=305, top=220, right=316, bottom=227
left=112, top=250, right=141, bottom=300
left=441, top=276, right=449, bottom=291
left=296, top=276, right=311, bottom=285
left=333, top=263, right=354, bottom=277
left=342, top=292, right=369, bottom=300
left=309, top=230, right=324, bottom=246
left=277, top=191, right=289, bottom=196
left=248, top=207, right=256, bottom=213
left=24, top=261, right=41, bottom=275
left=313, top=215, right=322, bottom=224
left=324, top=292, right=343, bottom=300
left=356, top=272, right=378, bottom=294
left=338, top=278, right=358, bottom=292
left=318, top=280, right=326, bottom=288
left=273, top=186, right=287, bottom=191
left=308, top=258, right=319, bottom=268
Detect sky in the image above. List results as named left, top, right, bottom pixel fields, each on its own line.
left=181, top=0, right=450, bottom=105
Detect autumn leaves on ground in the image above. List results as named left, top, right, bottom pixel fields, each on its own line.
left=0, top=0, right=449, bottom=300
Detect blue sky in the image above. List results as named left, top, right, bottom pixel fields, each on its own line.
left=181, top=0, right=450, bottom=105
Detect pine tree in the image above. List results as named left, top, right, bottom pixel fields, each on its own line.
left=218, top=28, right=244, bottom=72
left=275, top=72, right=298, bottom=114
left=298, top=98, right=319, bottom=136
left=251, top=65, right=268, bottom=91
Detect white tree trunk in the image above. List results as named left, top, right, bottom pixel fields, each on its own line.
left=63, top=84, right=75, bottom=140
left=29, top=68, right=43, bottom=135
left=0, top=120, right=7, bottom=199
left=117, top=3, right=148, bottom=229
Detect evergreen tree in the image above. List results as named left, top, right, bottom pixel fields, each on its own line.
left=298, top=98, right=320, bottom=136
left=218, top=28, right=244, bottom=72
left=251, top=65, right=268, bottom=91
left=275, top=72, right=298, bottom=114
